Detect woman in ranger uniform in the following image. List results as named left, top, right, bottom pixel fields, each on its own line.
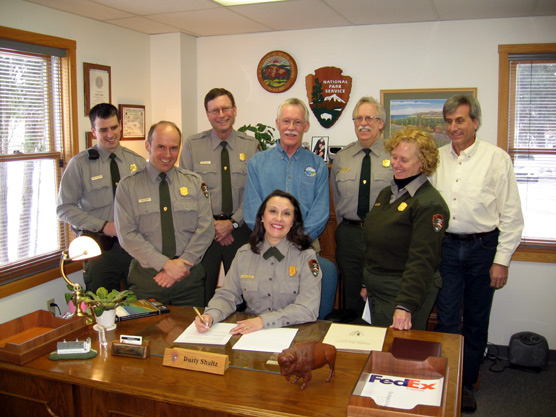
left=361, top=127, right=449, bottom=331
left=194, top=190, right=322, bottom=334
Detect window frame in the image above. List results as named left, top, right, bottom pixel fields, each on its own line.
left=0, top=26, right=79, bottom=297
left=498, top=43, right=556, bottom=264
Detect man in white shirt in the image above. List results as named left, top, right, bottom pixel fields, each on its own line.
left=430, top=95, right=523, bottom=413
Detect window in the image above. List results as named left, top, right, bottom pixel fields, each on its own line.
left=0, top=26, right=78, bottom=290
left=498, top=43, right=556, bottom=263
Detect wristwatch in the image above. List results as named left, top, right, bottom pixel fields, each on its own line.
left=231, top=218, right=239, bottom=229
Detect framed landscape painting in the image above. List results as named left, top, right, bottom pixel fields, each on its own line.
left=380, top=88, right=477, bottom=147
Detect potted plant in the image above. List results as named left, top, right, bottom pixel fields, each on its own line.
left=238, top=123, right=277, bottom=150
left=65, top=286, right=137, bottom=330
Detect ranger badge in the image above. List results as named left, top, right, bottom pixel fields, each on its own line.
left=289, top=266, right=296, bottom=276
left=383, top=160, right=391, bottom=167
left=180, top=187, right=189, bottom=196
left=432, top=214, right=445, bottom=232
left=239, top=153, right=246, bottom=161
left=130, top=163, right=137, bottom=172
left=308, top=259, right=320, bottom=277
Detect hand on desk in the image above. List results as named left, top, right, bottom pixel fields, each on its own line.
left=390, top=309, right=412, bottom=331
left=231, top=317, right=264, bottom=335
left=194, top=314, right=214, bottom=332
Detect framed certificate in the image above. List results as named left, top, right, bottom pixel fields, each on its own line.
left=119, top=104, right=146, bottom=140
left=84, top=63, right=111, bottom=116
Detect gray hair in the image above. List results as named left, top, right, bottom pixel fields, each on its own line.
left=276, top=98, right=309, bottom=121
left=352, top=96, right=386, bottom=131
left=443, top=95, right=482, bottom=130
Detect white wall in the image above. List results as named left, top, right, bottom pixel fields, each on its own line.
left=1, top=0, right=555, bottom=348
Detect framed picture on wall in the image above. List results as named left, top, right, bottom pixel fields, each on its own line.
left=311, top=136, right=329, bottom=161
left=119, top=104, right=146, bottom=140
left=380, top=88, right=477, bottom=147
left=85, top=131, right=96, bottom=148
left=84, top=62, right=111, bottom=116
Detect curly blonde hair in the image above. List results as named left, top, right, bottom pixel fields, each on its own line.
left=385, top=127, right=439, bottom=176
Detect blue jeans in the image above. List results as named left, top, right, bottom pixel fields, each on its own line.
left=435, top=230, right=498, bottom=387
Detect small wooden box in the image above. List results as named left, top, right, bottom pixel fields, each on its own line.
left=348, top=351, right=448, bottom=417
left=0, top=310, right=88, bottom=365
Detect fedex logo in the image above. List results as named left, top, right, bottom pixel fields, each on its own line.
left=368, top=374, right=437, bottom=390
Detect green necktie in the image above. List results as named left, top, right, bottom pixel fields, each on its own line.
left=159, top=172, right=176, bottom=258
left=221, top=141, right=233, bottom=217
left=263, top=246, right=284, bottom=261
left=109, top=153, right=120, bottom=196
left=357, top=148, right=371, bottom=220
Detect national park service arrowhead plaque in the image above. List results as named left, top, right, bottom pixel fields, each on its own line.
left=305, top=67, right=352, bottom=128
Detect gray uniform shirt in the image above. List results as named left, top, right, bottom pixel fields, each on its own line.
left=57, top=145, right=146, bottom=232
left=181, top=129, right=258, bottom=224
left=331, top=138, right=392, bottom=223
left=114, top=163, right=215, bottom=272
left=205, top=238, right=322, bottom=328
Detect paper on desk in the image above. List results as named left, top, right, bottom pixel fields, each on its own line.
left=174, top=322, right=235, bottom=345
left=232, top=328, right=298, bottom=353
left=322, top=323, right=386, bottom=353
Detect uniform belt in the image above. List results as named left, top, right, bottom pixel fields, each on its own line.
left=342, top=218, right=364, bottom=227
left=445, top=228, right=498, bottom=241
left=214, top=214, right=231, bottom=220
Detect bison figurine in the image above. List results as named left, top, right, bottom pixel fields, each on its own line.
left=277, top=340, right=336, bottom=389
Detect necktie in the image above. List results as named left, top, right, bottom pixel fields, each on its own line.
left=263, top=246, right=284, bottom=261
left=221, top=141, right=233, bottom=217
left=109, top=153, right=120, bottom=196
left=159, top=172, right=176, bottom=258
left=357, top=148, right=371, bottom=220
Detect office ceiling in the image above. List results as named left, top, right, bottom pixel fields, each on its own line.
left=23, top=0, right=556, bottom=37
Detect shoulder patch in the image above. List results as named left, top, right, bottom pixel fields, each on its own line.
left=308, top=259, right=320, bottom=277
left=201, top=183, right=210, bottom=198
left=432, top=214, right=444, bottom=232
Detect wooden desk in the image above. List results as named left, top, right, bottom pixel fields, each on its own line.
left=0, top=309, right=462, bottom=417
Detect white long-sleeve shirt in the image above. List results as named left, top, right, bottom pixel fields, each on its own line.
left=429, top=139, right=524, bottom=266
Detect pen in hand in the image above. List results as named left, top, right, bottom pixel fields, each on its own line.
left=193, top=307, right=210, bottom=330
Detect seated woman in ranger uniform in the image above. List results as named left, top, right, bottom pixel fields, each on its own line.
left=194, top=189, right=322, bottom=334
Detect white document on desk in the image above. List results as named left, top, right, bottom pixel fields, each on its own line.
left=232, top=328, right=298, bottom=353
left=173, top=322, right=235, bottom=345
left=322, top=323, right=386, bottom=353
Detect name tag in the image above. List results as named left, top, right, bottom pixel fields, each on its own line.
left=200, top=161, right=211, bottom=165
left=138, top=198, right=152, bottom=203
left=340, top=168, right=351, bottom=172
left=91, top=175, right=103, bottom=181
left=240, top=275, right=254, bottom=279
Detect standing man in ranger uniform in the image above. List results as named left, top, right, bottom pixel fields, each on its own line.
left=331, top=97, right=392, bottom=318
left=57, top=103, right=146, bottom=292
left=181, top=88, right=259, bottom=303
left=115, top=121, right=214, bottom=306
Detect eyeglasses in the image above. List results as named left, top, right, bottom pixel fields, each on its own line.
left=207, top=106, right=234, bottom=116
left=353, top=116, right=381, bottom=124
left=279, top=119, right=305, bottom=128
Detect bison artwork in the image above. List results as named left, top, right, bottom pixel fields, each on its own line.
left=263, top=65, right=288, bottom=80
left=277, top=340, right=336, bottom=389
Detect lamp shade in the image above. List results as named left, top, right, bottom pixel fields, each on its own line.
left=67, top=236, right=101, bottom=261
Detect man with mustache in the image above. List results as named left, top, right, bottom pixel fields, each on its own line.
left=243, top=98, right=336, bottom=319
left=330, top=97, right=392, bottom=319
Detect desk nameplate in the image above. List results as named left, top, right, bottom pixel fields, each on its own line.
left=163, top=347, right=229, bottom=375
